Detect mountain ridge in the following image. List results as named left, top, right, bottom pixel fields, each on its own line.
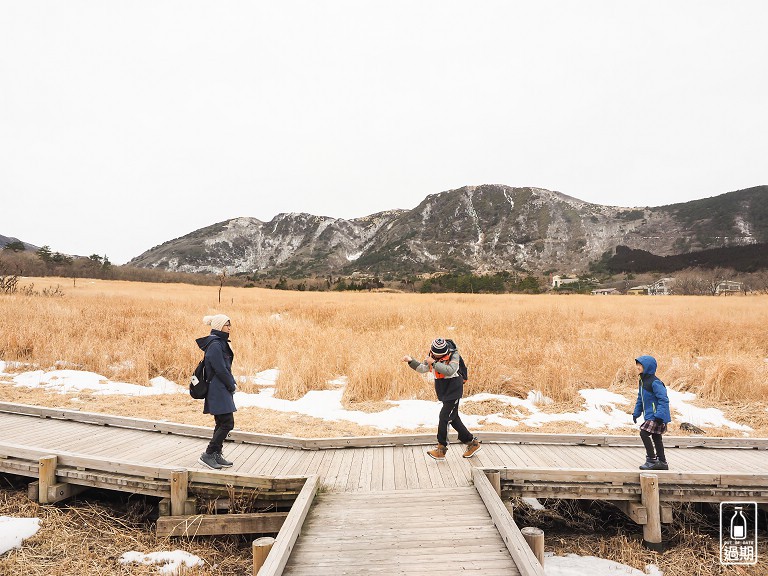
left=127, top=184, right=768, bottom=276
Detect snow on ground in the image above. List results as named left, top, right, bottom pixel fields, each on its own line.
left=545, top=554, right=662, bottom=575
left=119, top=550, right=204, bottom=574
left=10, top=369, right=186, bottom=396
left=0, top=516, right=40, bottom=556
left=0, top=360, right=753, bottom=432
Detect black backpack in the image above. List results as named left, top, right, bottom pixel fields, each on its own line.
left=189, top=343, right=213, bottom=399
left=445, top=339, right=468, bottom=382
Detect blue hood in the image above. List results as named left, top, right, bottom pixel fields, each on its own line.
left=635, top=355, right=657, bottom=375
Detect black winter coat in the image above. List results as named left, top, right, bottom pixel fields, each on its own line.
left=195, top=330, right=237, bottom=415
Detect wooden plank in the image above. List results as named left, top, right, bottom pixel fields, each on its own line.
left=357, top=448, right=375, bottom=492
left=323, top=449, right=346, bottom=491
left=43, top=481, right=89, bottom=504
left=472, top=468, right=545, bottom=576
left=611, top=500, right=648, bottom=524
left=292, top=448, right=322, bottom=476
left=381, top=446, right=396, bottom=491
left=156, top=511, right=288, bottom=537
left=422, top=446, right=445, bottom=489
left=344, top=448, right=364, bottom=492
left=293, top=530, right=505, bottom=551
left=393, top=446, right=408, bottom=490
left=333, top=448, right=355, bottom=492
left=410, top=445, right=432, bottom=489
left=445, top=446, right=471, bottom=486
left=402, top=445, right=420, bottom=489
left=258, top=475, right=320, bottom=576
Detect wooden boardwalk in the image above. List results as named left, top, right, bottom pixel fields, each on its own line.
left=1, top=402, right=767, bottom=575
left=1, top=403, right=766, bottom=494
left=282, top=488, right=520, bottom=575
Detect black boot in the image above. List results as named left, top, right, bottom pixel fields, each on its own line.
left=649, top=459, right=668, bottom=470
left=639, top=457, right=657, bottom=470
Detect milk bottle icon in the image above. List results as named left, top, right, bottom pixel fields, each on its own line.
left=730, top=506, right=748, bottom=540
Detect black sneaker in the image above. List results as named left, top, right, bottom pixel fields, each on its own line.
left=649, top=460, right=669, bottom=471
left=214, top=452, right=233, bottom=468
left=198, top=452, right=222, bottom=470
left=639, top=457, right=658, bottom=470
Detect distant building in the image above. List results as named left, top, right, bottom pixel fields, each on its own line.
left=716, top=280, right=743, bottom=295
left=648, top=277, right=676, bottom=296
left=627, top=285, right=650, bottom=295
left=591, top=288, right=619, bottom=295
left=551, top=275, right=580, bottom=288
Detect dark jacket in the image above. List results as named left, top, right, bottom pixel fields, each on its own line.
left=633, top=355, right=671, bottom=423
left=408, top=350, right=464, bottom=402
left=196, top=330, right=237, bottom=416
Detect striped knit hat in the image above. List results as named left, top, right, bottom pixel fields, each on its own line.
left=430, top=338, right=450, bottom=357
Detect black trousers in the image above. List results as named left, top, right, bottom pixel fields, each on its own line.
left=437, top=399, right=474, bottom=446
left=206, top=412, right=235, bottom=454
left=639, top=429, right=666, bottom=462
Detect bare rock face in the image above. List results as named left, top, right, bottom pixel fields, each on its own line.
left=128, top=185, right=767, bottom=276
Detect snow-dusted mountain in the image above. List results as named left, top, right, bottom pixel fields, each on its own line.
left=128, top=184, right=768, bottom=276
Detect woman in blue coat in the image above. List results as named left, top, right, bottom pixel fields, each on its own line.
left=196, top=314, right=237, bottom=470
left=632, top=355, right=671, bottom=470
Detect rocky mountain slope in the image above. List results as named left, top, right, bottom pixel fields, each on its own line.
left=128, top=185, right=768, bottom=276
left=0, top=234, right=39, bottom=252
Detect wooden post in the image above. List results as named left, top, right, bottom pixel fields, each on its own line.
left=38, top=456, right=57, bottom=504
left=521, top=527, right=545, bottom=566
left=252, top=536, right=275, bottom=575
left=640, top=473, right=662, bottom=551
left=486, top=470, right=501, bottom=497
left=170, top=469, right=188, bottom=517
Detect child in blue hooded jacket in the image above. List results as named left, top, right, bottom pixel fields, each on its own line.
left=632, top=355, right=671, bottom=470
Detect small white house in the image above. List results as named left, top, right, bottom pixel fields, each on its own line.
left=716, top=280, right=743, bottom=295
left=648, top=277, right=676, bottom=296
left=551, top=275, right=580, bottom=288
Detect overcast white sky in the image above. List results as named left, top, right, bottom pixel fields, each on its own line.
left=2, top=2, right=767, bottom=264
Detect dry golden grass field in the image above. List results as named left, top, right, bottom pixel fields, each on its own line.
left=1, top=276, right=768, bottom=437
left=2, top=277, right=768, bottom=576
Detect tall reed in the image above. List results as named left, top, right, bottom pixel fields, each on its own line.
left=2, top=277, right=767, bottom=406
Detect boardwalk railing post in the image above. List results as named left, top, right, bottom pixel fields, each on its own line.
left=170, top=469, right=189, bottom=517
left=38, top=456, right=57, bottom=504
left=486, top=470, right=501, bottom=497
left=252, top=536, right=275, bottom=575
left=521, top=527, right=545, bottom=566
left=640, top=473, right=662, bottom=551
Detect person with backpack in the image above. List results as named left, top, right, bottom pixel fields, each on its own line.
left=403, top=338, right=480, bottom=461
left=195, top=314, right=237, bottom=470
left=632, top=355, right=671, bottom=470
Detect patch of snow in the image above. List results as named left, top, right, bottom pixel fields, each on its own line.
left=544, top=553, right=661, bottom=575
left=503, top=189, right=515, bottom=209
left=119, top=550, right=204, bottom=574
left=0, top=516, right=40, bottom=556
left=1, top=363, right=754, bottom=434
left=668, top=389, right=751, bottom=431
left=522, top=497, right=545, bottom=510
left=11, top=370, right=186, bottom=396
left=269, top=313, right=283, bottom=321
left=346, top=251, right=362, bottom=261
left=422, top=249, right=439, bottom=261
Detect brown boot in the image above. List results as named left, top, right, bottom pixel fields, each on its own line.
left=462, top=437, right=481, bottom=458
left=427, top=444, right=447, bottom=460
